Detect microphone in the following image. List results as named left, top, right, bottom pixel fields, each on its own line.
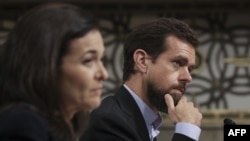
left=224, top=118, right=237, bottom=125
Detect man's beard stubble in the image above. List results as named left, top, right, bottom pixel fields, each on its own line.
left=146, top=81, right=183, bottom=114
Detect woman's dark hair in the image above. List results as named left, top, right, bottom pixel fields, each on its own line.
left=123, top=17, right=199, bottom=81
left=0, top=2, right=97, bottom=140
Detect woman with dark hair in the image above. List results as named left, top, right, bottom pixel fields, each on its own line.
left=0, top=2, right=108, bottom=141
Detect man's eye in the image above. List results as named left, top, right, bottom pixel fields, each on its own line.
left=188, top=68, right=193, bottom=73
left=173, top=61, right=181, bottom=66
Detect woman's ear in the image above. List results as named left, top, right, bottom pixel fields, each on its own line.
left=133, top=49, right=148, bottom=73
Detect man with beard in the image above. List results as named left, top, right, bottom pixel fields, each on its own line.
left=81, top=17, right=202, bottom=141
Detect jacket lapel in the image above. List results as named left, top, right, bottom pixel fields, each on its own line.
left=115, top=86, right=151, bottom=141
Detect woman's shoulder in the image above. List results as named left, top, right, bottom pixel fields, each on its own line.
left=0, top=104, right=44, bottom=122
left=0, top=104, right=52, bottom=140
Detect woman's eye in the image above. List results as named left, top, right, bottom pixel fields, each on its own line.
left=100, top=56, right=107, bottom=65
left=100, top=57, right=104, bottom=63
left=82, top=58, right=93, bottom=64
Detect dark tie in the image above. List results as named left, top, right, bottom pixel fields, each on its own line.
left=153, top=138, right=157, bottom=141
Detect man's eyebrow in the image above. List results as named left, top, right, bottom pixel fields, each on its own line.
left=173, top=55, right=188, bottom=62
left=174, top=55, right=196, bottom=67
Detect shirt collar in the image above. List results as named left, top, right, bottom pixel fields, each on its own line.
left=123, top=84, right=162, bottom=130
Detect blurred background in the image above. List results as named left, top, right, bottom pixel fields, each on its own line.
left=1, top=0, right=250, bottom=140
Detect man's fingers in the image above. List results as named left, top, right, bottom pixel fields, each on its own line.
left=164, top=94, right=174, bottom=110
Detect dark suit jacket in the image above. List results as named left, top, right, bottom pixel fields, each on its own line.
left=81, top=86, right=195, bottom=141
left=0, top=106, right=53, bottom=141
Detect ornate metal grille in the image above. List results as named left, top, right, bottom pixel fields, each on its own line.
left=1, top=2, right=250, bottom=112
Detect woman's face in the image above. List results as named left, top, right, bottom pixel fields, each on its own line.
left=59, top=29, right=108, bottom=115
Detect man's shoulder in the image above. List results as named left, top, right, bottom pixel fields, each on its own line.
left=93, top=95, right=119, bottom=113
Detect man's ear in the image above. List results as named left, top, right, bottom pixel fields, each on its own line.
left=133, top=49, right=148, bottom=73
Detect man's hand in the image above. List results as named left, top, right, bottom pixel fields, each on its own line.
left=165, top=94, right=202, bottom=127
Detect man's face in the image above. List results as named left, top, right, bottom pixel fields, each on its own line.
left=145, top=35, right=196, bottom=113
